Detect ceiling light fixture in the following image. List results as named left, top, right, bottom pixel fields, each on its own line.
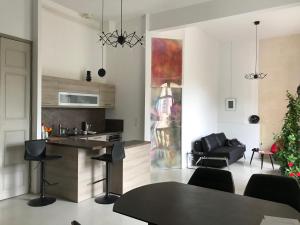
left=99, top=0, right=143, bottom=48
left=98, top=0, right=106, bottom=77
left=245, top=21, right=267, bottom=80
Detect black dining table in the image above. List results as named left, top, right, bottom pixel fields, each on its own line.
left=113, top=182, right=300, bottom=225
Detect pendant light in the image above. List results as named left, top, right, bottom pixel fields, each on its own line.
left=98, top=0, right=106, bottom=77
left=230, top=42, right=233, bottom=97
left=245, top=21, right=267, bottom=80
left=99, top=0, right=143, bottom=48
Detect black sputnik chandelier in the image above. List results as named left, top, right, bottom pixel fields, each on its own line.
left=245, top=21, right=267, bottom=80
left=99, top=0, right=143, bottom=48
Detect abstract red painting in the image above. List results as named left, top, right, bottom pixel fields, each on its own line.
left=151, top=38, right=183, bottom=87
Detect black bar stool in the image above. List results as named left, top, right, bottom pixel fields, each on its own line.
left=91, top=141, right=125, bottom=204
left=24, top=140, right=62, bottom=207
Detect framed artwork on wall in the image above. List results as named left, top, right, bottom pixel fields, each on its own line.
left=150, top=86, right=182, bottom=169
left=151, top=38, right=183, bottom=87
left=225, top=98, right=236, bottom=111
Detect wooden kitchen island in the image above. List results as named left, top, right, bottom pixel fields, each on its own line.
left=45, top=138, right=150, bottom=203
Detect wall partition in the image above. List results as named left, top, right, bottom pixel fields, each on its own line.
left=259, top=34, right=300, bottom=150
left=150, top=38, right=183, bottom=168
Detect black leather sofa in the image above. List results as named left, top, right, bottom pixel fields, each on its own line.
left=192, top=133, right=246, bottom=168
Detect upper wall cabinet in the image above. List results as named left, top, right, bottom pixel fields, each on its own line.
left=42, top=76, right=59, bottom=107
left=99, top=84, right=115, bottom=108
left=42, top=76, right=115, bottom=108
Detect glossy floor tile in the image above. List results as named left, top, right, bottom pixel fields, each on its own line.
left=0, top=157, right=279, bottom=225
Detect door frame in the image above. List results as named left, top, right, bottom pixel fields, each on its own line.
left=0, top=33, right=32, bottom=45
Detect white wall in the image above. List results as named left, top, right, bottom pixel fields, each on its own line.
left=41, top=1, right=146, bottom=141
left=217, top=41, right=260, bottom=156
left=145, top=27, right=261, bottom=166
left=0, top=0, right=32, bottom=40
left=182, top=27, right=220, bottom=166
left=41, top=1, right=106, bottom=83
left=31, top=0, right=43, bottom=194
left=105, top=17, right=146, bottom=141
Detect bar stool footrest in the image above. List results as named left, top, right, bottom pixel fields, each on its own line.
left=92, top=177, right=106, bottom=184
left=43, top=179, right=58, bottom=186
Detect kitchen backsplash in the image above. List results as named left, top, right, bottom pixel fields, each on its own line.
left=42, top=108, right=106, bottom=134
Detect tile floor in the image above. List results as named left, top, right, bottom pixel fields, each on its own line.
left=0, top=157, right=279, bottom=225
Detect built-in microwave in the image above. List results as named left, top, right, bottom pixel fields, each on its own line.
left=58, top=92, right=99, bottom=107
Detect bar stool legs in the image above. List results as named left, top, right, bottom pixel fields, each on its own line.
left=28, top=162, right=56, bottom=207
left=94, top=161, right=119, bottom=204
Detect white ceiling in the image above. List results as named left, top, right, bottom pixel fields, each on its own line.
left=198, top=5, right=300, bottom=41
left=50, top=0, right=300, bottom=41
left=51, top=0, right=212, bottom=20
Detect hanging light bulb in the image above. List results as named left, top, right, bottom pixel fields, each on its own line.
left=98, top=0, right=106, bottom=77
left=245, top=21, right=267, bottom=80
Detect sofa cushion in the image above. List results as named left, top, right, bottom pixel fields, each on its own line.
left=206, top=146, right=231, bottom=158
left=193, top=140, right=203, bottom=152
left=202, top=134, right=219, bottom=152
left=225, top=138, right=244, bottom=148
left=207, top=146, right=245, bottom=161
left=215, top=133, right=227, bottom=146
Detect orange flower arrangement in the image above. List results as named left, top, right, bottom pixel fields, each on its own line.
left=45, top=126, right=53, bottom=135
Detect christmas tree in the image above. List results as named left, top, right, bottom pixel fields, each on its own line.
left=274, top=86, right=300, bottom=181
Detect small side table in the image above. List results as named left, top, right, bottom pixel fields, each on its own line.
left=250, top=148, right=274, bottom=170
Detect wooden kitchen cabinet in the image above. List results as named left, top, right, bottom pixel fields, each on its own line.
left=110, top=141, right=151, bottom=195
left=99, top=84, right=115, bottom=108
left=42, top=76, right=115, bottom=108
left=42, top=76, right=59, bottom=106
left=57, top=78, right=99, bottom=95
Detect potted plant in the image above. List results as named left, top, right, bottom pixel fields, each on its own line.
left=274, top=87, right=300, bottom=182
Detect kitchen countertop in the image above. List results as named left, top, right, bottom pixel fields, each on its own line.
left=46, top=137, right=113, bottom=150
left=52, top=131, right=121, bottom=139
left=47, top=136, right=149, bottom=151
left=124, top=140, right=150, bottom=149
left=79, top=131, right=121, bottom=137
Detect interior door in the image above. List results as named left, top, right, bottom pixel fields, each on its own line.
left=0, top=37, right=31, bottom=200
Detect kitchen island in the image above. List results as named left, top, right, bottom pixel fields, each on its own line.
left=111, top=141, right=151, bottom=195
left=45, top=138, right=150, bottom=203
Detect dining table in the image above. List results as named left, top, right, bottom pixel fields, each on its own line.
left=113, top=182, right=300, bottom=225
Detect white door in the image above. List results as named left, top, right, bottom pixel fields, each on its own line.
left=0, top=37, right=31, bottom=200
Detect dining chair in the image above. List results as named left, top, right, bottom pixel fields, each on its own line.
left=244, top=174, right=300, bottom=212
left=188, top=167, right=235, bottom=193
